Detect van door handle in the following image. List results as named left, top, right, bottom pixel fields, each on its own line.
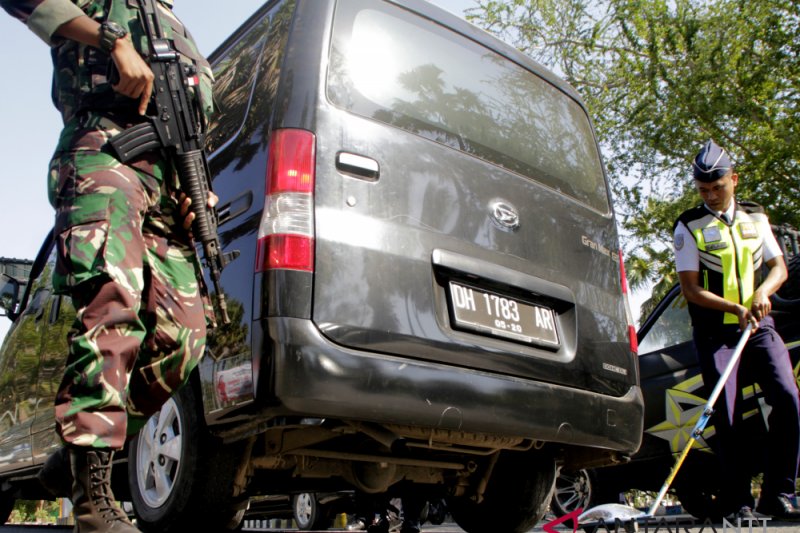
left=336, top=152, right=379, bottom=181
left=217, top=190, right=253, bottom=227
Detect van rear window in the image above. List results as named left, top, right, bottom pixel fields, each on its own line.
left=327, top=0, right=610, bottom=213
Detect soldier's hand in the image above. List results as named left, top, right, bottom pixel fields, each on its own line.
left=53, top=17, right=151, bottom=115
left=180, top=192, right=219, bottom=231
left=734, top=303, right=758, bottom=332
left=110, top=37, right=154, bottom=115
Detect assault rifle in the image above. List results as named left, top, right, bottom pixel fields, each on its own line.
left=109, top=0, right=236, bottom=324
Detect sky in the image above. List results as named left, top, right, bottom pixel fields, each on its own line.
left=0, top=0, right=478, bottom=341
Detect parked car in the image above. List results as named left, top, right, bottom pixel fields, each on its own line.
left=237, top=491, right=354, bottom=530
left=551, top=244, right=800, bottom=521
left=0, top=1, right=643, bottom=532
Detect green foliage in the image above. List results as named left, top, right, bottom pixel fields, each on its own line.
left=469, top=0, right=800, bottom=311
left=9, top=500, right=58, bottom=524
left=207, top=294, right=248, bottom=359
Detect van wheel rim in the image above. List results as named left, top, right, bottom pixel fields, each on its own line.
left=295, top=493, right=314, bottom=526
left=554, top=469, right=591, bottom=512
left=135, top=398, right=182, bottom=508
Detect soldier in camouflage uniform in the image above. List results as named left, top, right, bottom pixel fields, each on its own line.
left=0, top=1, right=214, bottom=531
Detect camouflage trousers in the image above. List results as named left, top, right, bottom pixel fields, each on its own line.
left=49, top=120, right=210, bottom=449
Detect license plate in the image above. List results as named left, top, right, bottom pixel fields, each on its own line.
left=448, top=282, right=559, bottom=347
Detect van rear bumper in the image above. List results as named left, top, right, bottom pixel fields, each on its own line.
left=265, top=317, right=643, bottom=454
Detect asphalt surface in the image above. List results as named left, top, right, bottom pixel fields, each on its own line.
left=4, top=518, right=800, bottom=532
left=242, top=519, right=800, bottom=532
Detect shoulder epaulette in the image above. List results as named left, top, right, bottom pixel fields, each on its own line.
left=673, top=204, right=707, bottom=231
left=737, top=200, right=765, bottom=214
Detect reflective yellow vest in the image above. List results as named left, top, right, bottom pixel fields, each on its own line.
left=675, top=202, right=768, bottom=327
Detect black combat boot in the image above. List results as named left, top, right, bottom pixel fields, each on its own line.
left=70, top=449, right=140, bottom=532
left=37, top=447, right=73, bottom=498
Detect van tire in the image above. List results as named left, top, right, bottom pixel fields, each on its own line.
left=128, top=383, right=244, bottom=532
left=778, top=254, right=800, bottom=300
left=447, top=452, right=555, bottom=533
left=551, top=468, right=594, bottom=518
left=550, top=468, right=620, bottom=526
left=674, top=482, right=724, bottom=522
left=425, top=499, right=448, bottom=525
left=0, top=492, right=13, bottom=524
left=294, top=493, right=326, bottom=530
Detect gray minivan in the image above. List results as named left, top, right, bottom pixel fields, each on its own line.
left=0, top=1, right=643, bottom=532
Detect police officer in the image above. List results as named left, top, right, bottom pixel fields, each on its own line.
left=0, top=1, right=215, bottom=531
left=673, top=140, right=800, bottom=520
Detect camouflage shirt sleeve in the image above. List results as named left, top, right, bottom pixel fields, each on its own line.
left=1, top=0, right=86, bottom=45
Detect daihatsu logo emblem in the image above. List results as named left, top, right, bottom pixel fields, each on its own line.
left=489, top=200, right=520, bottom=231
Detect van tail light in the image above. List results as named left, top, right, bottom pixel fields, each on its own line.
left=619, top=249, right=638, bottom=356
left=256, top=129, right=316, bottom=272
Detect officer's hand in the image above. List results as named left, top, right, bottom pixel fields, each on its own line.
left=179, top=192, right=219, bottom=231
left=734, top=303, right=758, bottom=331
left=751, top=289, right=772, bottom=322
left=110, top=37, right=154, bottom=115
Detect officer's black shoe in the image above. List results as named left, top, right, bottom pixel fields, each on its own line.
left=346, top=518, right=367, bottom=531
left=37, top=446, right=73, bottom=498
left=725, top=506, right=756, bottom=521
left=400, top=524, right=421, bottom=533
left=366, top=518, right=390, bottom=533
left=756, top=495, right=800, bottom=521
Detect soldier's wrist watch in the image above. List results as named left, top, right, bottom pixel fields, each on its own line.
left=99, top=21, right=128, bottom=53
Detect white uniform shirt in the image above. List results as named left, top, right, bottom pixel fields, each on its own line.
left=673, top=202, right=783, bottom=272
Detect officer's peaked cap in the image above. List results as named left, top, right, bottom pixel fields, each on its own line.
left=692, top=140, right=732, bottom=182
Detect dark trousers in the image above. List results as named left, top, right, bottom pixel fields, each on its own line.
left=694, top=316, right=800, bottom=510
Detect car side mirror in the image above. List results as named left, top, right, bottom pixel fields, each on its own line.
left=0, top=274, right=20, bottom=320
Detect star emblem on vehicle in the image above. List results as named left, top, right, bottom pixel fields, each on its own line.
left=646, top=359, right=799, bottom=455
left=646, top=375, right=715, bottom=454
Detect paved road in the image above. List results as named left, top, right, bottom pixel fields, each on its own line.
left=243, top=515, right=800, bottom=532
left=4, top=517, right=800, bottom=532
left=240, top=520, right=800, bottom=532
left=245, top=519, right=800, bottom=532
